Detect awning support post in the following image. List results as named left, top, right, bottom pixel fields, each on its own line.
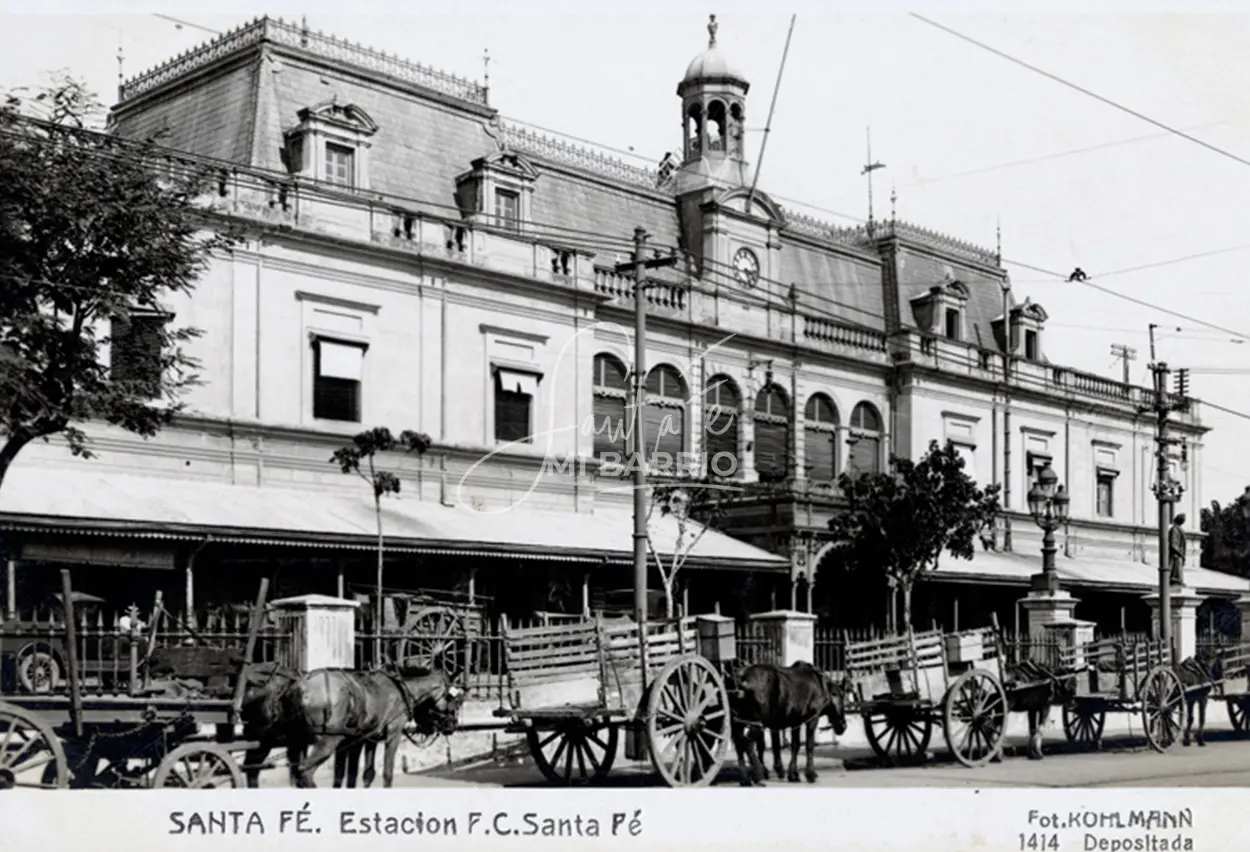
left=4, top=557, right=15, bottom=621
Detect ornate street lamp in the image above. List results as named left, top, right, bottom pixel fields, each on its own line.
left=1027, top=462, right=1070, bottom=594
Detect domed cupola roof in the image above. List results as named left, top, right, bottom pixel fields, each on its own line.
left=680, top=15, right=749, bottom=91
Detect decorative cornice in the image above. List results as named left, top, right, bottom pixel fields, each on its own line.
left=119, top=16, right=488, bottom=106
left=295, top=289, right=380, bottom=314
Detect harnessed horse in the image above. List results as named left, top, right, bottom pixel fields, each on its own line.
left=728, top=661, right=849, bottom=786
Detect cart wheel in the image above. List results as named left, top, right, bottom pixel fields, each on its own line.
left=396, top=607, right=465, bottom=680
left=1229, top=697, right=1250, bottom=735
left=646, top=655, right=731, bottom=787
left=526, top=721, right=618, bottom=786
left=1141, top=666, right=1184, bottom=752
left=153, top=742, right=246, bottom=789
left=863, top=707, right=933, bottom=764
left=0, top=700, right=68, bottom=789
left=1062, top=702, right=1106, bottom=750
left=942, top=669, right=1008, bottom=768
left=15, top=648, right=61, bottom=694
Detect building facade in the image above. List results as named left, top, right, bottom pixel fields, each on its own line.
left=1, top=15, right=1243, bottom=630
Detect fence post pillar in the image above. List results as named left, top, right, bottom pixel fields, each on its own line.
left=270, top=594, right=360, bottom=673
left=1142, top=587, right=1204, bottom=662
left=748, top=610, right=816, bottom=666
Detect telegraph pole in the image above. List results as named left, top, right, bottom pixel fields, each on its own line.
left=1110, top=343, right=1137, bottom=385
left=613, top=228, right=678, bottom=662
left=1145, top=323, right=1189, bottom=664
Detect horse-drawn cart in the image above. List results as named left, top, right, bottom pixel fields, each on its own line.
left=844, top=628, right=1013, bottom=767
left=492, top=614, right=733, bottom=787
left=355, top=585, right=488, bottom=681
left=0, top=571, right=273, bottom=790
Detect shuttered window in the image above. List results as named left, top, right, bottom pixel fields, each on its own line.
left=593, top=354, right=630, bottom=460
left=804, top=393, right=839, bottom=482
left=644, top=364, right=687, bottom=462
left=754, top=385, right=791, bottom=483
left=847, top=402, right=883, bottom=478
left=313, top=338, right=366, bottom=422
left=704, top=374, right=740, bottom=477
left=110, top=311, right=167, bottom=400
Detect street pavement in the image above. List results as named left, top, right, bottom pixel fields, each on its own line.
left=398, top=716, right=1250, bottom=789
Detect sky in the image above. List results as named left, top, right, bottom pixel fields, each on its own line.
left=3, top=0, right=1250, bottom=504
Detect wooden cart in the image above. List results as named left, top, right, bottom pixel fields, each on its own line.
left=353, top=585, right=488, bottom=680
left=0, top=571, right=272, bottom=790
left=844, top=628, right=1011, bottom=767
left=491, top=614, right=733, bottom=787
left=1059, top=635, right=1183, bottom=753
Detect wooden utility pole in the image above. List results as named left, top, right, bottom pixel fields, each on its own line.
left=1110, top=343, right=1137, bottom=385
left=613, top=228, right=678, bottom=680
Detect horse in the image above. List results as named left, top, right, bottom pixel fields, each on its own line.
left=280, top=666, right=463, bottom=788
left=1001, top=658, right=1077, bottom=761
left=1177, top=647, right=1225, bottom=747
left=237, top=661, right=304, bottom=788
left=728, top=661, right=848, bottom=787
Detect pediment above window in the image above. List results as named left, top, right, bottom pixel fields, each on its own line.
left=469, top=150, right=540, bottom=181
left=455, top=150, right=539, bottom=228
left=1011, top=297, right=1048, bottom=323
left=293, top=100, right=379, bottom=137
left=713, top=186, right=786, bottom=226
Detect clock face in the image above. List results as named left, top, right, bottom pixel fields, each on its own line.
left=733, top=247, right=760, bottom=288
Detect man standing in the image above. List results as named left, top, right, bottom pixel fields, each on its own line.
left=1169, top=513, right=1187, bottom=587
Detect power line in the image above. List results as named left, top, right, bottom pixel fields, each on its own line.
left=909, top=14, right=1250, bottom=173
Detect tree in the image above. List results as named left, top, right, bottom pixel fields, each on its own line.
left=0, top=76, right=237, bottom=490
left=644, top=476, right=735, bottom=619
left=330, top=427, right=432, bottom=667
left=1201, top=497, right=1250, bottom=578
left=821, top=440, right=1002, bottom=633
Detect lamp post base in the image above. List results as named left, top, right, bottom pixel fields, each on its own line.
left=1143, top=586, right=1204, bottom=662
left=1019, top=580, right=1081, bottom=640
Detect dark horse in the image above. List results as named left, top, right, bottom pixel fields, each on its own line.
left=729, top=661, right=848, bottom=786
left=1177, top=648, right=1225, bottom=747
left=238, top=661, right=304, bottom=788
left=280, top=666, right=463, bottom=788
left=1003, top=658, right=1077, bottom=761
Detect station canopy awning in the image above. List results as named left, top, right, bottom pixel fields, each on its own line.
left=925, top=548, right=1249, bottom=598
left=0, top=465, right=787, bottom=572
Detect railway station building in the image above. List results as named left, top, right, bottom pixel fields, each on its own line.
left=1, top=15, right=1244, bottom=633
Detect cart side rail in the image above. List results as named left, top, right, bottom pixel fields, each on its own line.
left=844, top=629, right=944, bottom=675
left=497, top=618, right=607, bottom=713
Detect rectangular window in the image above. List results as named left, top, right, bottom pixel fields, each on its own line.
left=944, top=308, right=961, bottom=340
left=110, top=312, right=167, bottom=400
left=495, top=189, right=520, bottom=231
left=494, top=368, right=538, bottom=444
left=1025, top=451, right=1052, bottom=485
left=1024, top=329, right=1038, bottom=361
left=1096, top=473, right=1115, bottom=518
left=313, top=339, right=365, bottom=422
left=325, top=143, right=355, bottom=188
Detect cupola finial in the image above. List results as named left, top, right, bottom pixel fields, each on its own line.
left=708, top=14, right=718, bottom=47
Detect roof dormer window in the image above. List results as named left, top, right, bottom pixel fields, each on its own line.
left=455, top=151, right=538, bottom=231
left=910, top=275, right=970, bottom=341
left=993, top=296, right=1049, bottom=361
left=283, top=101, right=378, bottom=190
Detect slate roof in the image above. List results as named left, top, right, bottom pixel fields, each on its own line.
left=108, top=15, right=1013, bottom=343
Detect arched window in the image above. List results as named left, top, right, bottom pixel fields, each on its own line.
left=644, top=364, right=687, bottom=462
left=686, top=102, right=703, bottom=158
left=848, top=402, right=883, bottom=478
left=703, top=374, right=741, bottom=478
left=592, top=354, right=629, bottom=461
left=754, top=384, right=791, bottom=483
left=707, top=100, right=726, bottom=152
left=729, top=102, right=745, bottom=155
left=804, top=393, right=839, bottom=482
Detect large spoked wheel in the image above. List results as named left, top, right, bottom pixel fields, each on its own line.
left=1062, top=701, right=1107, bottom=751
left=526, top=721, right=618, bottom=786
left=1141, top=666, right=1184, bottom=753
left=396, top=607, right=465, bottom=681
left=1229, top=697, right=1250, bottom=735
left=863, top=705, right=933, bottom=764
left=942, top=669, right=1008, bottom=768
left=15, top=647, right=62, bottom=694
left=0, top=701, right=68, bottom=789
left=152, top=742, right=246, bottom=789
left=645, top=655, right=731, bottom=787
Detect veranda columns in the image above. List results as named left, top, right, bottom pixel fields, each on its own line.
left=4, top=556, right=14, bottom=620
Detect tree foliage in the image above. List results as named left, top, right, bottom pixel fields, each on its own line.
left=820, top=440, right=1002, bottom=631
left=0, top=75, right=237, bottom=484
left=1201, top=496, right=1250, bottom=578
